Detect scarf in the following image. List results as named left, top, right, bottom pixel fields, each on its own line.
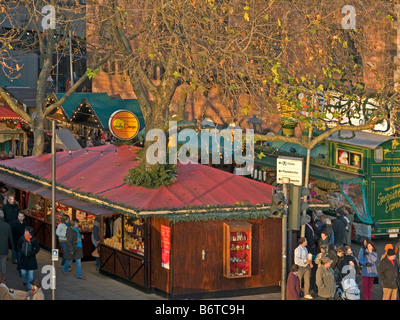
left=24, top=234, right=32, bottom=242
left=73, top=227, right=82, bottom=248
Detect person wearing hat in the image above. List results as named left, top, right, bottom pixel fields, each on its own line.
left=378, top=248, right=399, bottom=300
left=315, top=256, right=336, bottom=300
left=380, top=243, right=394, bottom=261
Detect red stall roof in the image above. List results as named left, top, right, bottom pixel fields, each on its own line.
left=0, top=144, right=274, bottom=212
left=0, top=104, right=28, bottom=122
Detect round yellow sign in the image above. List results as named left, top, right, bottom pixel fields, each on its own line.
left=109, top=110, right=140, bottom=140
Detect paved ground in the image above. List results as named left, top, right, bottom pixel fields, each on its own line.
left=3, top=249, right=283, bottom=301
left=2, top=237, right=395, bottom=301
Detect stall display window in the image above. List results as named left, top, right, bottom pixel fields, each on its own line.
left=103, top=215, right=122, bottom=251
left=24, top=195, right=46, bottom=221
left=337, top=149, right=362, bottom=169
left=76, top=210, right=95, bottom=232
left=223, top=222, right=252, bottom=278
left=123, top=215, right=144, bottom=256
left=46, top=202, right=72, bottom=225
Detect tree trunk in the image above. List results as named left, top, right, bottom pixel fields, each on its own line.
left=31, top=114, right=45, bottom=156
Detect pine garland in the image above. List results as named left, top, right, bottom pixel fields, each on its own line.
left=123, top=163, right=177, bottom=189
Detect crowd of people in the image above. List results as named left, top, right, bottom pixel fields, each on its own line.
left=0, top=185, right=96, bottom=300
left=287, top=207, right=400, bottom=300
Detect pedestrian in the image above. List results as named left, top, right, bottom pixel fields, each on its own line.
left=2, top=194, right=20, bottom=263
left=10, top=212, right=27, bottom=274
left=0, top=186, right=8, bottom=205
left=342, top=206, right=354, bottom=246
left=337, top=245, right=359, bottom=280
left=331, top=246, right=345, bottom=274
left=315, top=256, right=336, bottom=300
left=294, top=237, right=313, bottom=299
left=358, top=239, right=378, bottom=300
left=332, top=209, right=347, bottom=248
left=91, top=216, right=101, bottom=271
left=313, top=211, right=325, bottom=238
left=26, top=279, right=45, bottom=300
left=286, top=264, right=301, bottom=300
left=2, top=193, right=20, bottom=224
left=378, top=248, right=399, bottom=300
left=304, top=214, right=317, bottom=255
left=63, top=218, right=84, bottom=279
left=317, top=231, right=334, bottom=253
left=321, top=218, right=334, bottom=244
left=17, top=226, right=40, bottom=290
left=314, top=244, right=334, bottom=267
left=56, top=213, right=70, bottom=268
left=380, top=243, right=394, bottom=261
left=0, top=210, right=13, bottom=277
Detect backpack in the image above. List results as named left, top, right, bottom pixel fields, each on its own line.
left=21, top=241, right=33, bottom=257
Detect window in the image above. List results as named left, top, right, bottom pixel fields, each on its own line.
left=374, top=147, right=383, bottom=163
left=337, top=149, right=362, bottom=169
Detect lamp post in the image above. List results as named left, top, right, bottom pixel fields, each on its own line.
left=51, top=121, right=82, bottom=300
left=247, top=115, right=262, bottom=134
left=281, top=177, right=290, bottom=300
left=51, top=121, right=56, bottom=301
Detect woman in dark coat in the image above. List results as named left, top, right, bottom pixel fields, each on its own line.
left=62, top=218, right=84, bottom=279
left=17, top=226, right=40, bottom=290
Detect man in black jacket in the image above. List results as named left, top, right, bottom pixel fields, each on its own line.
left=2, top=194, right=20, bottom=224
left=2, top=194, right=20, bottom=264
left=11, top=212, right=28, bottom=273
left=378, top=248, right=399, bottom=300
left=0, top=210, right=13, bottom=277
left=332, top=209, right=347, bottom=248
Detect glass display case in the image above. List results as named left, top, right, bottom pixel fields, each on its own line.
left=223, top=221, right=252, bottom=278
left=123, top=215, right=145, bottom=256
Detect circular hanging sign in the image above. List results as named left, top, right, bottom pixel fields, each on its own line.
left=108, top=110, right=140, bottom=140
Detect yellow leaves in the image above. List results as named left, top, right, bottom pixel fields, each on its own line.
left=243, top=5, right=249, bottom=22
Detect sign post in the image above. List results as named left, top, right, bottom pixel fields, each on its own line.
left=277, top=156, right=303, bottom=186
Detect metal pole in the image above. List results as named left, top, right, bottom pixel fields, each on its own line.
left=51, top=120, right=56, bottom=300
left=56, top=52, right=59, bottom=93
left=301, top=128, right=312, bottom=237
left=281, top=177, right=290, bottom=300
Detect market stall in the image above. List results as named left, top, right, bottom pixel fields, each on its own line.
left=45, top=92, right=145, bottom=144
left=0, top=170, right=114, bottom=259
left=0, top=144, right=282, bottom=298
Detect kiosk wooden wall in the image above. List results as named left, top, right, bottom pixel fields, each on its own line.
left=150, top=217, right=282, bottom=299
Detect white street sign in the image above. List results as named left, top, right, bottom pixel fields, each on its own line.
left=277, top=156, right=303, bottom=186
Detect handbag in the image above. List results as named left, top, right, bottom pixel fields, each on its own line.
left=91, top=247, right=100, bottom=258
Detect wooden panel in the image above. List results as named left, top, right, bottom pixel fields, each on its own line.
left=170, top=218, right=282, bottom=295
left=150, top=217, right=172, bottom=294
left=99, top=244, right=146, bottom=287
